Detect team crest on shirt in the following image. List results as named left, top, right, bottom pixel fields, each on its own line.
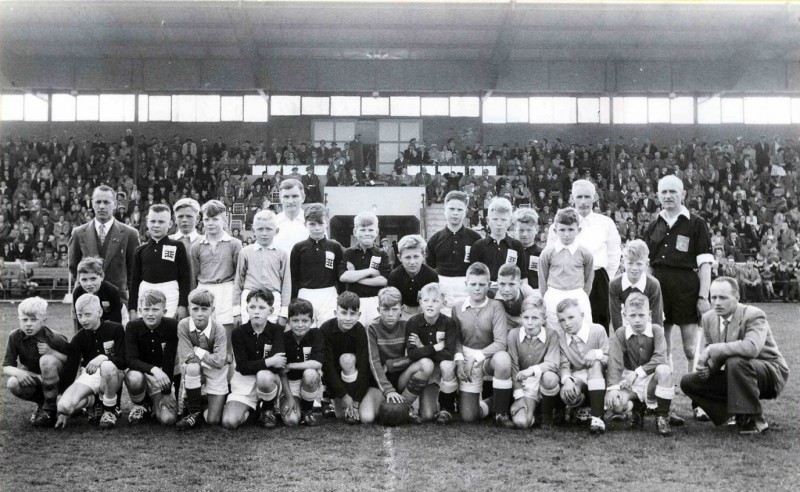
left=103, top=341, right=115, bottom=356
left=264, top=344, right=272, bottom=358
left=324, top=251, right=335, bottom=269
left=162, top=245, right=177, bottom=261
left=505, top=250, right=517, bottom=264
left=161, top=342, right=167, bottom=352
left=302, top=346, right=311, bottom=361
left=101, top=301, right=110, bottom=313
left=463, top=245, right=471, bottom=263
left=676, top=235, right=690, bottom=252
left=436, top=331, right=445, bottom=343
left=529, top=255, right=539, bottom=271
left=370, top=256, right=382, bottom=269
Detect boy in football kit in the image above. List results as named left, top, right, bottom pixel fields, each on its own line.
left=280, top=298, right=325, bottom=427
left=470, top=197, right=527, bottom=284
left=290, top=203, right=343, bottom=327
left=72, top=256, right=124, bottom=328
left=507, top=296, right=560, bottom=429
left=605, top=293, right=674, bottom=436
left=491, top=264, right=536, bottom=330
left=556, top=298, right=608, bottom=434
left=234, top=210, right=292, bottom=326
left=129, top=204, right=192, bottom=320
left=320, top=292, right=372, bottom=424
left=539, top=207, right=594, bottom=332
left=361, top=287, right=435, bottom=425
left=175, top=288, right=229, bottom=429
left=124, top=289, right=179, bottom=426
left=339, top=211, right=390, bottom=327
left=3, top=297, right=70, bottom=427
left=608, top=239, right=664, bottom=333
left=56, top=293, right=126, bottom=429
left=222, top=290, right=288, bottom=430
left=387, top=234, right=439, bottom=319
left=404, top=283, right=461, bottom=424
left=169, top=197, right=203, bottom=286
left=512, top=208, right=543, bottom=292
left=453, top=262, right=514, bottom=427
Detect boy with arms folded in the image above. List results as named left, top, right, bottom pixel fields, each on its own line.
left=339, top=211, right=390, bottom=326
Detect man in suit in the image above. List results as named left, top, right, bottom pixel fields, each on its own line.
left=68, top=185, right=140, bottom=306
left=681, top=277, right=789, bottom=435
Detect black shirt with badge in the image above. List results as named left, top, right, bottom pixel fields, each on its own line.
left=388, top=264, right=439, bottom=308
left=338, top=245, right=391, bottom=298
left=129, top=236, right=191, bottom=310
left=644, top=211, right=712, bottom=271
left=284, top=328, right=324, bottom=381
left=426, top=226, right=483, bottom=277
left=125, top=317, right=179, bottom=376
left=3, top=326, right=70, bottom=375
left=231, top=321, right=285, bottom=375
left=524, top=244, right=543, bottom=289
left=73, top=281, right=123, bottom=324
left=64, top=320, right=126, bottom=386
left=470, top=234, right=528, bottom=281
left=290, top=237, right=344, bottom=298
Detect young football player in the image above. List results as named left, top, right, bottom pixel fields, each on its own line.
left=387, top=234, right=439, bottom=319
left=605, top=293, right=674, bottom=436
left=3, top=297, right=69, bottom=427
left=129, top=204, right=192, bottom=320
left=222, top=289, right=288, bottom=430
left=175, top=288, right=229, bottom=429
left=123, top=289, right=179, bottom=425
left=280, top=298, right=325, bottom=427
left=452, top=262, right=513, bottom=427
left=72, top=256, right=124, bottom=328
left=470, top=197, right=527, bottom=283
left=320, top=292, right=371, bottom=424
left=233, top=210, right=291, bottom=325
left=507, top=296, right=560, bottom=429
left=490, top=264, right=536, bottom=329
left=56, top=293, right=126, bottom=429
left=361, top=287, right=434, bottom=425
left=290, top=203, right=343, bottom=326
left=169, top=197, right=203, bottom=286
left=405, top=283, right=460, bottom=424
left=608, top=239, right=664, bottom=333
left=556, top=298, right=608, bottom=434
left=539, top=207, right=595, bottom=332
left=512, top=208, right=543, bottom=292
left=339, top=211, right=390, bottom=327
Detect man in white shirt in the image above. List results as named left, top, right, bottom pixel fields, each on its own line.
left=273, top=179, right=310, bottom=256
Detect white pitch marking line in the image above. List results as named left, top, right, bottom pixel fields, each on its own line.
left=383, top=427, right=398, bottom=492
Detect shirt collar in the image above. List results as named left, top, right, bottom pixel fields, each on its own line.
left=94, top=217, right=115, bottom=234
left=658, top=206, right=691, bottom=225
left=199, top=232, right=232, bottom=244
left=255, top=242, right=277, bottom=251
left=170, top=230, right=200, bottom=242
left=554, top=240, right=579, bottom=255
left=625, top=323, right=654, bottom=339
left=189, top=317, right=213, bottom=340
left=462, top=297, right=489, bottom=312
left=568, top=323, right=591, bottom=345
left=519, top=327, right=547, bottom=344
left=621, top=274, right=647, bottom=292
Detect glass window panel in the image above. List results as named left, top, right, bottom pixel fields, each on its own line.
left=552, top=97, right=576, bottom=124
left=302, top=97, right=330, bottom=116
left=720, top=98, right=743, bottom=123
left=148, top=95, right=171, bottom=121
left=529, top=97, right=553, bottom=123
left=99, top=94, right=135, bottom=122
left=171, top=95, right=196, bottom=122
left=362, top=97, right=390, bottom=116
left=647, top=98, right=670, bottom=123
left=76, top=95, right=99, bottom=121
left=613, top=97, right=647, bottom=124
left=421, top=97, right=449, bottom=116
left=138, top=95, right=149, bottom=122
left=482, top=97, right=506, bottom=124
left=23, top=93, right=48, bottom=121
left=506, top=98, right=528, bottom=123
left=271, top=95, right=301, bottom=116
left=577, top=98, right=600, bottom=123
left=195, top=95, right=220, bottom=122
left=670, top=97, right=694, bottom=124
left=243, top=95, right=268, bottom=122
left=313, top=121, right=335, bottom=142
left=399, top=121, right=420, bottom=143
left=599, top=97, right=610, bottom=124
left=697, top=96, right=721, bottom=124
left=51, top=94, right=76, bottom=122
left=220, top=96, right=243, bottom=121
left=449, top=96, right=479, bottom=117
left=378, top=120, right=399, bottom=140
left=330, top=96, right=360, bottom=116
left=1, top=94, right=24, bottom=121
left=335, top=121, right=356, bottom=143
left=390, top=96, right=421, bottom=117
left=792, top=98, right=800, bottom=124
left=744, top=97, right=791, bottom=124
left=379, top=142, right=400, bottom=163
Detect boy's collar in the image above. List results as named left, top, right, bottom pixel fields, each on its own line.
left=554, top=240, right=579, bottom=255
left=200, top=232, right=232, bottom=244
left=621, top=274, right=647, bottom=292
left=462, top=296, right=489, bottom=312
left=170, top=230, right=200, bottom=242
left=625, top=323, right=654, bottom=339
left=519, top=327, right=546, bottom=344
left=254, top=242, right=276, bottom=250
left=189, top=317, right=213, bottom=339
left=567, top=323, right=591, bottom=344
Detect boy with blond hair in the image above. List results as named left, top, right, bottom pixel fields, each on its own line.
left=387, top=234, right=439, bottom=319
left=608, top=239, right=664, bottom=333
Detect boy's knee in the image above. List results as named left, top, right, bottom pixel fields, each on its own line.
left=417, top=358, right=434, bottom=375
left=339, top=353, right=356, bottom=372
left=360, top=407, right=376, bottom=425
left=125, top=370, right=144, bottom=387
left=541, top=371, right=560, bottom=390
left=491, top=351, right=512, bottom=372
left=256, top=370, right=277, bottom=388
left=302, top=369, right=320, bottom=386
left=512, top=411, right=530, bottom=429
left=221, top=414, right=240, bottom=430
left=99, top=360, right=117, bottom=376
left=7, top=377, right=22, bottom=395
left=184, top=363, right=201, bottom=377
left=39, top=355, right=59, bottom=373
left=439, top=360, right=456, bottom=379
left=654, top=364, right=671, bottom=380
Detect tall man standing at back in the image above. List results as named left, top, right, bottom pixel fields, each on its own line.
left=69, top=185, right=140, bottom=307
left=273, top=179, right=310, bottom=257
left=644, top=175, right=713, bottom=404
left=547, top=180, right=621, bottom=331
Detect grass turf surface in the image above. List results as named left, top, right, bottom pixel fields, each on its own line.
left=0, top=303, right=798, bottom=491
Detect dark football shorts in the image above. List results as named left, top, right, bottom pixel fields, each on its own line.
left=653, top=266, right=700, bottom=326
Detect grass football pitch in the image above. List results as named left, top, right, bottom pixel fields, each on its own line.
left=0, top=303, right=798, bottom=491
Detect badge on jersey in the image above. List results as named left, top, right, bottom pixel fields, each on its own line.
left=264, top=344, right=272, bottom=358
left=162, top=245, right=177, bottom=262
left=505, top=250, right=517, bottom=264
left=529, top=255, right=539, bottom=272
left=103, top=341, right=115, bottom=356
left=463, top=245, right=471, bottom=263
left=302, top=346, right=311, bottom=361
left=676, top=235, right=690, bottom=252
left=161, top=342, right=167, bottom=352
left=436, top=331, right=445, bottom=343
left=325, top=251, right=335, bottom=269
left=101, top=301, right=110, bottom=312
left=370, top=256, right=382, bottom=270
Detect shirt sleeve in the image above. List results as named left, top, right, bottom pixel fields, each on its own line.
left=162, top=322, right=179, bottom=375
left=125, top=324, right=153, bottom=374
left=366, top=324, right=397, bottom=397
left=482, top=302, right=508, bottom=359
left=176, top=321, right=195, bottom=365
left=538, top=333, right=560, bottom=375
left=290, top=243, right=301, bottom=299
left=203, top=322, right=228, bottom=369
left=538, top=248, right=551, bottom=296
left=176, top=241, right=191, bottom=308
left=232, top=248, right=248, bottom=315
left=643, top=325, right=668, bottom=374
left=608, top=279, right=623, bottom=331
left=606, top=218, right=622, bottom=277
left=322, top=327, right=347, bottom=399
left=583, top=249, right=595, bottom=296
left=129, top=246, right=143, bottom=312
left=694, top=217, right=715, bottom=267
left=648, top=278, right=665, bottom=328
left=406, top=318, right=436, bottom=361
left=2, top=333, right=19, bottom=368
left=109, top=324, right=127, bottom=370
left=606, top=331, right=624, bottom=387
left=425, top=234, right=438, bottom=270
left=507, top=331, right=522, bottom=392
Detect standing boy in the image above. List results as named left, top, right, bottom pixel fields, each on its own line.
left=388, top=234, right=439, bottom=319
left=170, top=198, right=203, bottom=286
left=72, top=256, right=124, bottom=327
left=470, top=197, right=527, bottom=283
left=513, top=208, right=543, bottom=292
left=608, top=239, right=664, bottom=333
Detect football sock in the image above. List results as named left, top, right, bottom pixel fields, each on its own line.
left=400, top=373, right=428, bottom=406
left=655, top=385, right=674, bottom=417
left=129, top=389, right=146, bottom=405
left=492, top=378, right=513, bottom=415
left=300, top=398, right=313, bottom=412
left=438, top=377, right=458, bottom=412
left=482, top=380, right=493, bottom=399
left=184, top=374, right=202, bottom=414
left=259, top=398, right=275, bottom=411
left=29, top=385, right=45, bottom=406
left=540, top=395, right=557, bottom=424
left=102, top=394, right=118, bottom=413
left=345, top=381, right=360, bottom=397
left=587, top=379, right=606, bottom=417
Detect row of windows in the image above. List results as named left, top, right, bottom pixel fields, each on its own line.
left=2, top=93, right=800, bottom=125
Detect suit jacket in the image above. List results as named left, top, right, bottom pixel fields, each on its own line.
left=700, top=304, right=788, bottom=393
left=68, top=219, right=140, bottom=304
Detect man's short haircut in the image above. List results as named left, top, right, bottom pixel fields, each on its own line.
left=201, top=200, right=226, bottom=218
left=75, top=293, right=102, bottom=313
left=555, top=298, right=580, bottom=314
left=444, top=190, right=469, bottom=206
left=513, top=208, right=539, bottom=227
left=555, top=207, right=581, bottom=227
left=246, top=289, right=275, bottom=306
left=139, top=289, right=167, bottom=309
left=713, top=276, right=740, bottom=297
left=280, top=178, right=304, bottom=193
left=624, top=292, right=650, bottom=311
left=417, top=282, right=442, bottom=302
left=188, top=288, right=215, bottom=307
left=92, top=184, right=116, bottom=200
left=76, top=256, right=104, bottom=276
left=466, top=262, right=491, bottom=279
left=18, top=296, right=48, bottom=319
left=520, top=295, right=545, bottom=317
left=377, top=286, right=403, bottom=308
left=354, top=211, right=378, bottom=229
left=173, top=198, right=200, bottom=214
left=487, top=197, right=513, bottom=215
left=571, top=179, right=597, bottom=196
left=658, top=175, right=684, bottom=192
left=337, top=291, right=361, bottom=311
left=304, top=203, right=328, bottom=223
left=498, top=264, right=521, bottom=280
left=148, top=204, right=172, bottom=216
left=253, top=209, right=277, bottom=223
left=288, top=298, right=314, bottom=319
left=397, top=234, right=426, bottom=254
left=623, top=240, right=650, bottom=264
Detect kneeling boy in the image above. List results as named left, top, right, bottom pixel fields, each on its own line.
left=280, top=298, right=325, bottom=427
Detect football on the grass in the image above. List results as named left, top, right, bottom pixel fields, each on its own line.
left=378, top=402, right=409, bottom=426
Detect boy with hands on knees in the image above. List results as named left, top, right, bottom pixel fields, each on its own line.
left=280, top=298, right=325, bottom=427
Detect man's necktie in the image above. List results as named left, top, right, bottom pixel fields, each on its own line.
left=720, top=318, right=728, bottom=341
left=98, top=222, right=106, bottom=245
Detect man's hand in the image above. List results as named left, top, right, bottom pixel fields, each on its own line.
left=85, top=354, right=108, bottom=374
left=386, top=391, right=405, bottom=404
left=151, top=367, right=172, bottom=391
left=281, top=394, right=299, bottom=417
left=266, top=352, right=287, bottom=369
left=515, top=368, right=533, bottom=382
left=620, top=371, right=637, bottom=390
left=697, top=298, right=711, bottom=315
left=176, top=306, right=188, bottom=320
left=407, top=333, right=421, bottom=348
